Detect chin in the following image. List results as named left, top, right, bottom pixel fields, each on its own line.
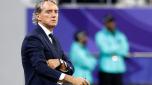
left=50, top=24, right=56, bottom=28
left=49, top=23, right=56, bottom=26
left=51, top=23, right=57, bottom=26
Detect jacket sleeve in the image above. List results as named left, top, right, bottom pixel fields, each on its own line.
left=95, top=32, right=129, bottom=57
left=54, top=37, right=74, bottom=75
left=22, top=36, right=62, bottom=82
left=61, top=51, right=75, bottom=75
left=115, top=34, right=129, bottom=57
left=95, top=33, right=117, bottom=55
left=70, top=45, right=96, bottom=71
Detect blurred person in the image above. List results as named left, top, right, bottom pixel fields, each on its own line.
left=21, top=0, right=90, bottom=85
left=59, top=0, right=71, bottom=5
left=77, top=0, right=100, bottom=3
left=100, top=0, right=118, bottom=4
left=147, top=0, right=152, bottom=4
left=77, top=0, right=117, bottom=4
left=70, top=31, right=97, bottom=85
left=59, top=0, right=100, bottom=4
left=116, top=0, right=146, bottom=7
left=95, top=15, right=129, bottom=85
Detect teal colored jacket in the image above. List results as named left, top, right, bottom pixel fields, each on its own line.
left=70, top=42, right=97, bottom=83
left=95, top=28, right=129, bottom=74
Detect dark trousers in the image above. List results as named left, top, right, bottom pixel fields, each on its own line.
left=99, top=72, right=123, bottom=85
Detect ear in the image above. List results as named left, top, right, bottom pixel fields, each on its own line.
left=36, top=13, right=41, bottom=21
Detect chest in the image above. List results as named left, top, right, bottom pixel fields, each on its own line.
left=41, top=37, right=63, bottom=60
left=105, top=34, right=123, bottom=47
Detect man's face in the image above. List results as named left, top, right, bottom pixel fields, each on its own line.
left=79, top=33, right=88, bottom=45
left=37, top=1, right=58, bottom=28
left=106, top=21, right=116, bottom=31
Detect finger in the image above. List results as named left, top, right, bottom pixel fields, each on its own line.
left=85, top=81, right=88, bottom=85
left=81, top=79, right=87, bottom=85
left=48, top=63, right=56, bottom=69
left=83, top=82, right=87, bottom=85
left=81, top=82, right=85, bottom=85
left=84, top=79, right=90, bottom=85
left=86, top=79, right=90, bottom=85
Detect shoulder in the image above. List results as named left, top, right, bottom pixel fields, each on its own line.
left=26, top=27, right=43, bottom=38
left=23, top=28, right=43, bottom=44
left=117, top=30, right=127, bottom=38
left=71, top=42, right=79, bottom=49
left=95, top=29, right=106, bottom=39
left=71, top=42, right=82, bottom=51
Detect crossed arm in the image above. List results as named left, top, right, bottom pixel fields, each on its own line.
left=23, top=36, right=90, bottom=85
left=47, top=59, right=69, bottom=73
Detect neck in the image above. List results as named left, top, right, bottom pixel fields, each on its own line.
left=39, top=22, right=54, bottom=32
left=79, top=41, right=87, bottom=47
left=107, top=28, right=116, bottom=36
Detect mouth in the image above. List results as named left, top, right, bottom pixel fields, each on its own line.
left=51, top=20, right=56, bottom=22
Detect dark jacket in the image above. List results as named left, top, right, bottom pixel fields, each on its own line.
left=21, top=25, right=74, bottom=85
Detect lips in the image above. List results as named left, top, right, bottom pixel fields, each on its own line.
left=51, top=20, right=56, bottom=21
left=51, top=20, right=56, bottom=22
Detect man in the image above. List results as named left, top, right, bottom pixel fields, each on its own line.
left=21, top=0, right=90, bottom=85
left=95, top=15, right=129, bottom=85
left=70, top=31, right=97, bottom=85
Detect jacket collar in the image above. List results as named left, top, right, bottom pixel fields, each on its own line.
left=38, top=23, right=53, bottom=36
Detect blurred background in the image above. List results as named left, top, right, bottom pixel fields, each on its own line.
left=1, top=0, right=152, bottom=85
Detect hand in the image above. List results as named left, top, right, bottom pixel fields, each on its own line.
left=59, top=64, right=67, bottom=72
left=72, top=77, right=90, bottom=85
left=63, top=75, right=90, bottom=85
left=59, top=61, right=68, bottom=72
left=47, top=59, right=60, bottom=69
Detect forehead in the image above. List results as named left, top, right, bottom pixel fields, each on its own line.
left=41, top=1, right=58, bottom=10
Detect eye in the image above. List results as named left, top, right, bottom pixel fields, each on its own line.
left=46, top=10, right=52, bottom=14
left=55, top=10, right=59, bottom=13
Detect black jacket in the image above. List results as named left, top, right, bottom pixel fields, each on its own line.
left=21, top=25, right=74, bottom=85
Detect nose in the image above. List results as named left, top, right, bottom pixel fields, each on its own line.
left=51, top=11, right=57, bottom=18
left=51, top=15, right=56, bottom=19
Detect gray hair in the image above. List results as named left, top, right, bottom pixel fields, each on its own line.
left=32, top=0, right=57, bottom=24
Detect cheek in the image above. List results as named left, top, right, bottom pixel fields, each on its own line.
left=40, top=14, right=50, bottom=19
left=57, top=14, right=59, bottom=18
left=44, top=15, right=50, bottom=20
left=55, top=14, right=59, bottom=19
